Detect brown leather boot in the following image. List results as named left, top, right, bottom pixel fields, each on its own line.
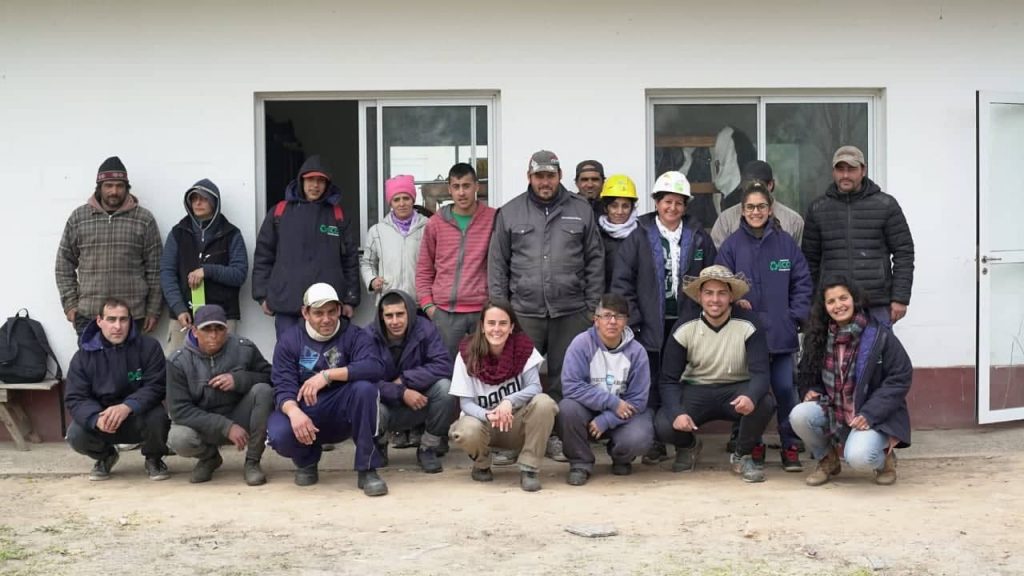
left=806, top=446, right=842, bottom=486
left=874, top=450, right=898, bottom=485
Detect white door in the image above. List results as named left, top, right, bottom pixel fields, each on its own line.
left=977, top=91, right=1024, bottom=424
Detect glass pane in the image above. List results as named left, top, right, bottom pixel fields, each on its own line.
left=987, top=103, right=1024, bottom=251
left=365, top=106, right=378, bottom=228
left=382, top=105, right=489, bottom=214
left=765, top=102, right=869, bottom=217
left=988, top=262, right=1024, bottom=411
left=652, top=103, right=757, bottom=229
left=263, top=100, right=360, bottom=225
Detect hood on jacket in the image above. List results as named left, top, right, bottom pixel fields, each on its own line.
left=183, top=178, right=222, bottom=232
left=87, top=192, right=139, bottom=215
left=826, top=176, right=882, bottom=202
left=79, top=318, right=139, bottom=351
left=590, top=325, right=636, bottom=353
left=284, top=155, right=342, bottom=205
left=373, top=289, right=424, bottom=344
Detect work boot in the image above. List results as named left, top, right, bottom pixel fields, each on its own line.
left=244, top=458, right=267, bottom=486
left=781, top=445, right=804, bottom=473
left=672, top=437, right=703, bottom=472
left=566, top=468, right=590, bottom=486
left=89, top=450, right=120, bottom=481
left=391, top=430, right=413, bottom=449
left=358, top=469, right=388, bottom=497
left=611, top=462, right=633, bottom=476
left=642, top=441, right=669, bottom=465
left=806, top=447, right=842, bottom=486
left=520, top=470, right=542, bottom=492
left=471, top=467, right=494, bottom=482
left=733, top=453, right=766, bottom=483
left=294, top=463, right=319, bottom=486
left=190, top=450, right=223, bottom=484
left=145, top=458, right=170, bottom=481
left=417, top=446, right=443, bottom=474
left=545, top=436, right=568, bottom=462
left=874, top=450, right=898, bottom=486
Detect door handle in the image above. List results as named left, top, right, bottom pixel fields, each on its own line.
left=981, top=255, right=1003, bottom=263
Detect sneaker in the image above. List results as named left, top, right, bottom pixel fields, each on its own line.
left=751, top=443, right=766, bottom=469
left=732, top=453, right=766, bottom=483
left=89, top=450, right=119, bottom=481
left=492, top=449, right=518, bottom=467
left=357, top=469, right=388, bottom=497
left=145, top=458, right=170, bottom=481
left=375, top=438, right=390, bottom=468
left=520, top=470, right=542, bottom=492
left=781, top=446, right=803, bottom=473
left=471, top=467, right=494, bottom=482
left=671, top=438, right=703, bottom=473
left=611, top=462, right=633, bottom=476
left=566, top=468, right=590, bottom=486
left=244, top=458, right=266, bottom=486
left=116, top=443, right=141, bottom=451
left=874, top=451, right=898, bottom=486
left=545, top=436, right=568, bottom=462
left=642, top=441, right=669, bottom=465
left=806, top=447, right=841, bottom=487
left=417, top=446, right=443, bottom=474
left=294, top=463, right=319, bottom=486
left=190, top=451, right=223, bottom=484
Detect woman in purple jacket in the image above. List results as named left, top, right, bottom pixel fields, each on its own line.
left=717, top=179, right=812, bottom=472
left=791, top=276, right=913, bottom=486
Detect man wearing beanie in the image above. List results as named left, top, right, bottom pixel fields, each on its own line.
left=56, top=156, right=163, bottom=336
left=489, top=150, right=605, bottom=462
left=253, top=155, right=360, bottom=337
left=575, top=160, right=606, bottom=218
left=160, top=179, right=249, bottom=354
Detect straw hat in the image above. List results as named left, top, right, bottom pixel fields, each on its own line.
left=682, top=265, right=750, bottom=303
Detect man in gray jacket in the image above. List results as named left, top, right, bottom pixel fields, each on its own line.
left=166, top=305, right=273, bottom=485
left=488, top=150, right=605, bottom=461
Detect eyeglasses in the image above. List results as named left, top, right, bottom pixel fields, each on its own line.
left=743, top=203, right=770, bottom=213
left=595, top=312, right=626, bottom=323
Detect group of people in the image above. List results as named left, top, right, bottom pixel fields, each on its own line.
left=55, top=144, right=916, bottom=496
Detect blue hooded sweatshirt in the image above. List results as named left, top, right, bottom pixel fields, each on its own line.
left=560, top=326, right=650, bottom=434
left=65, top=320, right=166, bottom=430
left=365, top=289, right=452, bottom=405
left=716, top=218, right=812, bottom=353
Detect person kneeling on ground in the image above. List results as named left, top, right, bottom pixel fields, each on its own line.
left=366, top=290, right=455, bottom=473
left=166, top=304, right=273, bottom=486
left=266, top=283, right=389, bottom=496
left=448, top=300, right=558, bottom=492
left=559, top=293, right=654, bottom=486
left=790, top=275, right=913, bottom=486
left=656, top=265, right=775, bottom=483
left=65, top=298, right=171, bottom=481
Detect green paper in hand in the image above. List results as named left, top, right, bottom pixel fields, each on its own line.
left=191, top=281, right=206, bottom=308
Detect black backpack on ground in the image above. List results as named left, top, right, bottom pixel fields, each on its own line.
left=0, top=309, right=62, bottom=383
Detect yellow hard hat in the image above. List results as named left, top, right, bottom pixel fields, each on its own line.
left=600, top=174, right=638, bottom=200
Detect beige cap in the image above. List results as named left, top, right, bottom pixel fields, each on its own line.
left=832, top=145, right=865, bottom=167
left=303, top=283, right=340, bottom=309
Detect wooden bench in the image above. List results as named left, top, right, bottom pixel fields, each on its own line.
left=0, top=379, right=64, bottom=451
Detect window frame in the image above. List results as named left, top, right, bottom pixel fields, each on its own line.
left=645, top=90, right=884, bottom=216
left=254, top=91, right=500, bottom=245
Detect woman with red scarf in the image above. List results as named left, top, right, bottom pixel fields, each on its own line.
left=790, top=276, right=913, bottom=486
left=448, top=300, right=558, bottom=492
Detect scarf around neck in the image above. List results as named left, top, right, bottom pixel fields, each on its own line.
left=461, top=331, right=535, bottom=385
left=306, top=320, right=341, bottom=342
left=391, top=211, right=418, bottom=237
left=655, top=216, right=683, bottom=298
left=821, top=311, right=869, bottom=438
left=599, top=212, right=638, bottom=239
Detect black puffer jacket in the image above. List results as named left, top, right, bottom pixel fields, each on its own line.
left=801, top=177, right=914, bottom=306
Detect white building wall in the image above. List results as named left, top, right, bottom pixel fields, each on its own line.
left=2, top=0, right=1022, bottom=368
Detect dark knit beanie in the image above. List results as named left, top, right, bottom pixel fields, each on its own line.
left=97, top=156, right=128, bottom=183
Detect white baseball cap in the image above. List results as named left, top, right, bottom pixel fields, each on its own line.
left=303, top=283, right=340, bottom=309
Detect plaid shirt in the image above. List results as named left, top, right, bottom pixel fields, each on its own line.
left=55, top=194, right=163, bottom=319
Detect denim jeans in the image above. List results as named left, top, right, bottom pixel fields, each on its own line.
left=789, top=401, right=889, bottom=472
left=769, top=352, right=799, bottom=447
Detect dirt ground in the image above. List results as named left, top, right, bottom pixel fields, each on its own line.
left=0, top=444, right=1021, bottom=576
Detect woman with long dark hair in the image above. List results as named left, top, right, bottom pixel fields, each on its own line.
left=448, top=300, right=558, bottom=492
left=791, top=276, right=913, bottom=486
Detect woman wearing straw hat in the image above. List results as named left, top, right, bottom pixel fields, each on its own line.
left=610, top=171, right=715, bottom=465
